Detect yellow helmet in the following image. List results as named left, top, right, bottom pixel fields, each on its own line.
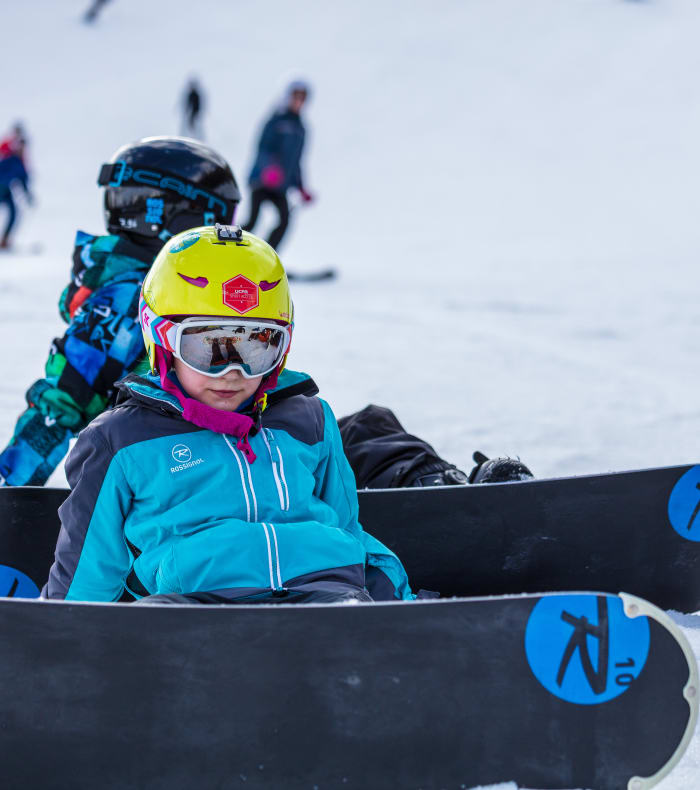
left=140, top=224, right=293, bottom=375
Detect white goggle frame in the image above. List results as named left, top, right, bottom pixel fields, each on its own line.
left=172, top=318, right=291, bottom=379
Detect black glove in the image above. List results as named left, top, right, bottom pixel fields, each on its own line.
left=468, top=451, right=534, bottom=484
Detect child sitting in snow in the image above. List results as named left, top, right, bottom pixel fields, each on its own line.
left=44, top=225, right=413, bottom=605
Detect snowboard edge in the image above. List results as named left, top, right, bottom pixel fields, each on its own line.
left=620, top=592, right=699, bottom=790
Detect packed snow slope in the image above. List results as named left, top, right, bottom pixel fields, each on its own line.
left=2, top=1, right=700, bottom=787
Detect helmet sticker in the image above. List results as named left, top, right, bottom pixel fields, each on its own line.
left=170, top=232, right=200, bottom=254
left=259, top=279, right=281, bottom=292
left=178, top=273, right=209, bottom=289
left=140, top=298, right=176, bottom=351
left=145, top=198, right=164, bottom=225
left=223, top=275, right=259, bottom=314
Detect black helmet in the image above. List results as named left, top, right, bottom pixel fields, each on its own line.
left=98, top=136, right=241, bottom=244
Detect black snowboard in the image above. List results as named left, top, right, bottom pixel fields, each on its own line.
left=3, top=463, right=700, bottom=611
left=0, top=591, right=696, bottom=790
left=364, top=462, right=700, bottom=612
left=286, top=267, right=336, bottom=283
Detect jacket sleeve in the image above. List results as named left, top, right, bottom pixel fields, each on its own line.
left=315, top=400, right=414, bottom=601
left=44, top=422, right=133, bottom=601
left=290, top=127, right=305, bottom=190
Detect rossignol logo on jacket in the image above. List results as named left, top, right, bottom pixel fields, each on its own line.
left=170, top=443, right=204, bottom=474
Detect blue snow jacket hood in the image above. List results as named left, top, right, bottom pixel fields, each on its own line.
left=45, top=369, right=413, bottom=604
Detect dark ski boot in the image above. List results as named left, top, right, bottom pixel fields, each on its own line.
left=411, top=461, right=469, bottom=487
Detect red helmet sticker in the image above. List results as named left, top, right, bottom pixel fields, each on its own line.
left=222, top=275, right=259, bottom=314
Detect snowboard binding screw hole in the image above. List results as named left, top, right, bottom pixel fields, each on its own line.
left=626, top=604, right=639, bottom=617
left=687, top=685, right=697, bottom=698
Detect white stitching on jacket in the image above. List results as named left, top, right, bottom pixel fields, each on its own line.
left=263, top=429, right=286, bottom=510
left=223, top=435, right=250, bottom=521
left=268, top=523, right=283, bottom=588
left=260, top=523, right=276, bottom=590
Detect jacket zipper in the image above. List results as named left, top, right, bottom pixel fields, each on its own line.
left=224, top=435, right=282, bottom=590
left=223, top=435, right=257, bottom=521
left=262, top=428, right=290, bottom=511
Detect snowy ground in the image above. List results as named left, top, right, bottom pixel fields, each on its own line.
left=3, top=1, right=700, bottom=787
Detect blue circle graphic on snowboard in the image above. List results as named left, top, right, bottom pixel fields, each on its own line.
left=668, top=465, right=700, bottom=542
left=525, top=595, right=650, bottom=705
left=0, top=565, right=40, bottom=598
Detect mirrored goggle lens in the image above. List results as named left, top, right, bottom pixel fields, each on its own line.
left=179, top=325, right=287, bottom=377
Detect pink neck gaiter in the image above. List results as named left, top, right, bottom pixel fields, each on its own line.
left=155, top=347, right=280, bottom=464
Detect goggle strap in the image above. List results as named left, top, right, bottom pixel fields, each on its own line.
left=97, top=160, right=241, bottom=205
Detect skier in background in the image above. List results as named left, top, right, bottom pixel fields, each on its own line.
left=0, top=122, right=27, bottom=158
left=181, top=78, right=204, bottom=139
left=83, top=0, right=112, bottom=24
left=0, top=135, right=32, bottom=250
left=0, top=136, right=241, bottom=485
left=242, top=79, right=314, bottom=251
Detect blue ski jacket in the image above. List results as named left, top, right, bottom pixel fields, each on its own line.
left=248, top=110, right=306, bottom=193
left=0, top=154, right=29, bottom=191
left=45, top=369, right=413, bottom=603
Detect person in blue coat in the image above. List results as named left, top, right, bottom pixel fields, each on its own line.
left=242, top=80, right=314, bottom=251
left=0, top=139, right=32, bottom=250
left=44, top=224, right=413, bottom=605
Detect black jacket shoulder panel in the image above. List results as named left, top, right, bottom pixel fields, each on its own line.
left=262, top=394, right=325, bottom=446
left=87, top=401, right=202, bottom=456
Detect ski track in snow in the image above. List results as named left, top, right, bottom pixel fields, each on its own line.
left=3, top=1, right=700, bottom=787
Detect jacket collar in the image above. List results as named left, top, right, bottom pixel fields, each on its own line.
left=115, top=368, right=319, bottom=418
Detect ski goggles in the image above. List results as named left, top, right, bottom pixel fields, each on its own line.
left=172, top=319, right=290, bottom=379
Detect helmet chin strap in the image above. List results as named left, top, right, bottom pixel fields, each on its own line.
left=155, top=346, right=272, bottom=463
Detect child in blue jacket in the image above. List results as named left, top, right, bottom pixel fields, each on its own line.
left=44, top=224, right=413, bottom=604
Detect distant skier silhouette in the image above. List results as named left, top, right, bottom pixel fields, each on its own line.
left=84, top=0, right=111, bottom=24
left=0, top=122, right=27, bottom=158
left=0, top=131, right=32, bottom=251
left=181, top=78, right=205, bottom=139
